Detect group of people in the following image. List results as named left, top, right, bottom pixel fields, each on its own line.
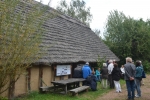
left=81, top=61, right=121, bottom=91
left=124, top=57, right=145, bottom=100
left=81, top=57, right=145, bottom=100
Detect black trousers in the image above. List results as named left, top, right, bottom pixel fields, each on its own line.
left=108, top=74, right=114, bottom=88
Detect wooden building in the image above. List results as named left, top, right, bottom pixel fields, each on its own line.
left=1, top=1, right=119, bottom=97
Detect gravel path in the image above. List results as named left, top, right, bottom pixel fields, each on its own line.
left=96, top=75, right=150, bottom=100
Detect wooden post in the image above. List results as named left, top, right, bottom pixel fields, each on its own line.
left=69, top=65, right=72, bottom=78
left=86, top=88, right=88, bottom=92
left=53, top=65, right=56, bottom=81
left=39, top=65, right=43, bottom=87
left=26, top=68, right=31, bottom=92
left=51, top=65, right=53, bottom=85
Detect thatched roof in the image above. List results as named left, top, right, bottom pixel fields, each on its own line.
left=36, top=7, right=119, bottom=64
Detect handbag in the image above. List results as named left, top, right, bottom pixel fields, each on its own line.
left=142, top=70, right=146, bottom=78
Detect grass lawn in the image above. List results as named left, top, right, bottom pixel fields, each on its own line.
left=16, top=80, right=125, bottom=100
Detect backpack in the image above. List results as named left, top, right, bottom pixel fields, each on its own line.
left=86, top=75, right=92, bottom=83
left=142, top=70, right=146, bottom=78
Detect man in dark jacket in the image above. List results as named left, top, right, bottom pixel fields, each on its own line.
left=124, top=57, right=136, bottom=100
left=112, top=63, right=122, bottom=93
left=86, top=71, right=97, bottom=91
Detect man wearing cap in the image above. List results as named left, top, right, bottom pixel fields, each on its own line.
left=82, top=62, right=92, bottom=79
left=82, top=62, right=92, bottom=85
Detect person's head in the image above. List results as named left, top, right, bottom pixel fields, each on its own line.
left=113, top=59, right=116, bottom=63
left=107, top=60, right=109, bottom=63
left=136, top=60, right=141, bottom=67
left=109, top=60, right=113, bottom=63
left=98, top=67, right=100, bottom=70
left=126, top=57, right=132, bottom=63
left=114, top=63, right=118, bottom=67
left=139, top=60, right=142, bottom=65
left=92, top=71, right=95, bottom=75
left=121, top=65, right=124, bottom=68
left=103, top=63, right=107, bottom=67
left=85, top=62, right=89, bottom=65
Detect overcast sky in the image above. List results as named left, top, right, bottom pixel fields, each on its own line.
left=36, top=0, right=150, bottom=33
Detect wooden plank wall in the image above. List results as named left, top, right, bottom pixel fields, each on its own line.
left=0, top=64, right=72, bottom=97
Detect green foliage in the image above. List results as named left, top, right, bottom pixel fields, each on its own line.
left=56, top=0, right=92, bottom=26
left=103, top=10, right=150, bottom=67
left=0, top=0, right=55, bottom=95
left=143, top=60, right=150, bottom=72
left=96, top=55, right=106, bottom=69
left=0, top=96, right=8, bottom=100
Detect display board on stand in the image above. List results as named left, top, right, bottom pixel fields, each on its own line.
left=56, top=65, right=71, bottom=76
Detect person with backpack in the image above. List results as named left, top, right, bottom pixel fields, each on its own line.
left=134, top=60, right=143, bottom=98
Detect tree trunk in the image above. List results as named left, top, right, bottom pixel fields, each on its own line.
left=27, top=68, right=31, bottom=92
left=8, top=79, right=15, bottom=100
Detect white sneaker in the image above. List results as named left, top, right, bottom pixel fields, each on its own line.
left=135, top=95, right=140, bottom=98
left=115, top=91, right=119, bottom=93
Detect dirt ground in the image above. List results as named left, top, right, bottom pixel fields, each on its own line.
left=96, top=75, right=150, bottom=100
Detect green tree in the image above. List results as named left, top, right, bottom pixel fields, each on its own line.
left=103, top=10, right=150, bottom=66
left=96, top=55, right=106, bottom=69
left=56, top=0, right=92, bottom=26
left=93, top=29, right=100, bottom=37
left=0, top=0, right=54, bottom=98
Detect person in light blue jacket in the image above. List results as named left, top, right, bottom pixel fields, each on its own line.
left=95, top=67, right=101, bottom=82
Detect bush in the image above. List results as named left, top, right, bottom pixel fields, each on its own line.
left=143, top=60, right=150, bottom=72
left=0, top=96, right=8, bottom=100
left=96, top=55, right=106, bottom=69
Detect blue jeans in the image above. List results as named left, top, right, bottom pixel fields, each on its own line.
left=135, top=78, right=141, bottom=96
left=126, top=80, right=135, bottom=99
left=97, top=75, right=101, bottom=81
